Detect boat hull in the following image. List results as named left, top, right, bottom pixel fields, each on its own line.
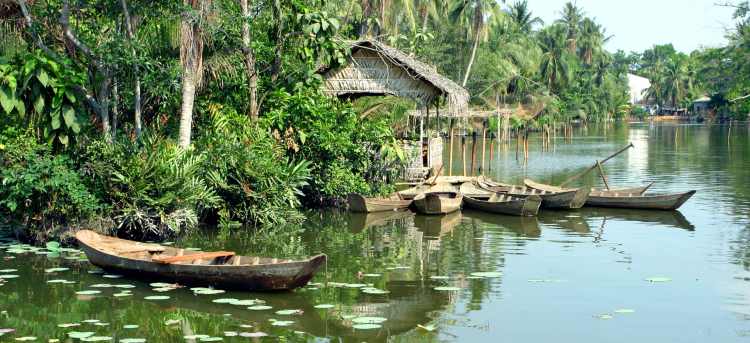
left=76, top=231, right=326, bottom=291
left=477, top=179, right=584, bottom=209
left=347, top=193, right=412, bottom=213
left=463, top=195, right=541, bottom=216
left=585, top=190, right=696, bottom=210
left=413, top=192, right=463, bottom=215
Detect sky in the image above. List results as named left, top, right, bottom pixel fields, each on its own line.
left=521, top=0, right=738, bottom=53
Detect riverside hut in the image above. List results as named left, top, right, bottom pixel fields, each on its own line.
left=321, top=40, right=470, bottom=180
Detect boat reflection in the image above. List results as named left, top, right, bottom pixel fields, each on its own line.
left=347, top=210, right=415, bottom=233
left=413, top=211, right=463, bottom=237
left=461, top=209, right=541, bottom=238
left=578, top=207, right=695, bottom=231
left=538, top=211, right=591, bottom=235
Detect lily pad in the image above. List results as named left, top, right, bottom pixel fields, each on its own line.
left=113, top=292, right=133, bottom=297
left=275, top=309, right=303, bottom=316
left=102, top=274, right=123, bottom=279
left=0, top=269, right=17, bottom=273
left=90, top=284, right=114, bottom=288
left=149, top=282, right=174, bottom=288
left=76, top=290, right=101, bottom=295
left=82, top=320, right=100, bottom=324
left=645, top=277, right=672, bottom=283
left=313, top=304, right=335, bottom=309
left=352, top=324, right=382, bottom=330
left=58, top=323, right=80, bottom=328
left=362, top=273, right=381, bottom=277
left=199, top=338, right=222, bottom=342
left=152, top=287, right=176, bottom=292
left=67, top=332, right=95, bottom=339
left=614, top=309, right=636, bottom=314
left=228, top=299, right=258, bottom=306
left=247, top=305, right=272, bottom=311
left=211, top=298, right=238, bottom=304
left=14, top=337, right=37, bottom=341
left=183, top=335, right=209, bottom=340
left=429, top=276, right=450, bottom=280
left=238, top=332, right=267, bottom=338
left=470, top=272, right=503, bottom=278
left=352, top=316, right=387, bottom=324
left=45, top=267, right=69, bottom=273
left=122, top=325, right=139, bottom=329
left=144, top=295, right=170, bottom=300
left=433, top=286, right=461, bottom=291
left=417, top=324, right=436, bottom=331
left=270, top=320, right=294, bottom=327
left=119, top=339, right=146, bottom=343
left=361, top=288, right=389, bottom=295
left=0, top=275, right=19, bottom=279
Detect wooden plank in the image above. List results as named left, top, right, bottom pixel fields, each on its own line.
left=153, top=251, right=235, bottom=264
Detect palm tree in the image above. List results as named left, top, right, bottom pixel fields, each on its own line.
left=449, top=0, right=504, bottom=87
left=537, top=24, right=573, bottom=92
left=556, top=2, right=583, bottom=54
left=179, top=0, right=210, bottom=148
left=578, top=17, right=608, bottom=65
left=507, top=0, right=543, bottom=33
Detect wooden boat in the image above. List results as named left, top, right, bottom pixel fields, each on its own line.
left=412, top=191, right=463, bottom=215
left=399, top=183, right=457, bottom=200
left=460, top=182, right=541, bottom=216
left=347, top=193, right=412, bottom=213
left=75, top=230, right=326, bottom=291
left=523, top=179, right=692, bottom=210
left=476, top=176, right=588, bottom=209
left=585, top=189, right=696, bottom=210
left=524, top=179, right=653, bottom=196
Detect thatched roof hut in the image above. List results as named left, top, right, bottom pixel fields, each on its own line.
left=321, top=40, right=469, bottom=116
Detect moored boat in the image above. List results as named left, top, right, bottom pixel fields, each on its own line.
left=523, top=179, right=653, bottom=196
left=477, top=176, right=588, bottom=209
left=75, top=230, right=326, bottom=291
left=412, top=191, right=463, bottom=215
left=347, top=193, right=412, bottom=213
left=584, top=189, right=696, bottom=210
left=463, top=192, right=541, bottom=217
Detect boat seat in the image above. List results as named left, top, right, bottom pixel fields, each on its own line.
left=153, top=251, right=235, bottom=264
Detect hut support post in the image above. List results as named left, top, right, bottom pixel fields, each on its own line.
left=448, top=126, right=454, bottom=177
left=470, top=131, right=477, bottom=175
left=481, top=124, right=487, bottom=174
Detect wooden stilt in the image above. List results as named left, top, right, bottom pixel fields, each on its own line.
left=470, top=131, right=477, bottom=175
left=481, top=126, right=487, bottom=174
left=449, top=120, right=454, bottom=177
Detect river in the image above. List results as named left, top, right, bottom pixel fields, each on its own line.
left=1, top=122, right=749, bottom=342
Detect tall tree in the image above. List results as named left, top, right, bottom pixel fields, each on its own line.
left=178, top=0, right=209, bottom=148
left=507, top=0, right=542, bottom=33
left=450, top=0, right=503, bottom=87
left=240, top=0, right=258, bottom=119
left=557, top=2, right=583, bottom=54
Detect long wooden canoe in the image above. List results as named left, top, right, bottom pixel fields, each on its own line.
left=460, top=181, right=541, bottom=216
left=585, top=189, right=696, bottom=210
left=347, top=193, right=412, bottom=213
left=522, top=179, right=692, bottom=210
left=463, top=193, right=542, bottom=217
left=413, top=191, right=463, bottom=215
left=476, top=176, right=588, bottom=209
left=524, top=179, right=653, bottom=195
left=76, top=230, right=326, bottom=291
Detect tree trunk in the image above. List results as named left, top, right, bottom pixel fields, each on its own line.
left=359, top=0, right=372, bottom=37
left=98, top=72, right=112, bottom=141
left=462, top=33, right=480, bottom=87
left=240, top=0, right=258, bottom=120
left=112, top=79, right=119, bottom=139
left=179, top=0, right=204, bottom=149
left=120, top=0, right=142, bottom=137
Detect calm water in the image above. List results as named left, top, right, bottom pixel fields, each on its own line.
left=1, top=122, right=750, bottom=342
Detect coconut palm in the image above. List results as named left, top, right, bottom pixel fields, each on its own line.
left=449, top=0, right=505, bottom=87
left=537, top=24, right=574, bottom=92
left=578, top=17, right=609, bottom=65
left=556, top=1, right=583, bottom=54
left=507, top=0, right=543, bottom=33
left=178, top=0, right=212, bottom=148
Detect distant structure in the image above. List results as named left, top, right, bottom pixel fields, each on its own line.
left=692, top=96, right=711, bottom=115
left=627, top=74, right=651, bottom=105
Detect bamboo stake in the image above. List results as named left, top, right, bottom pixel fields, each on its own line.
left=559, top=142, right=635, bottom=187
left=596, top=160, right=610, bottom=190
left=470, top=131, right=477, bottom=175
left=448, top=127, right=454, bottom=177
left=462, top=133, right=467, bottom=177
left=489, top=138, right=494, bottom=171
left=481, top=127, right=487, bottom=174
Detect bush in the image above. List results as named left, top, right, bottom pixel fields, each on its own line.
left=196, top=104, right=311, bottom=227
left=82, top=134, right=220, bottom=238
left=0, top=129, right=100, bottom=241
left=263, top=85, right=403, bottom=203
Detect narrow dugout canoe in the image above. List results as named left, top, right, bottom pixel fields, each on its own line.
left=75, top=230, right=325, bottom=291
left=347, top=193, right=412, bottom=213
left=522, top=179, right=692, bottom=210
left=413, top=192, right=463, bottom=215
left=463, top=193, right=542, bottom=217
left=460, top=181, right=541, bottom=216
left=476, top=177, right=588, bottom=209
left=584, top=189, right=696, bottom=210
left=523, top=179, right=653, bottom=195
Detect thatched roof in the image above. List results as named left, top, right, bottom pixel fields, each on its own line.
left=322, top=40, right=469, bottom=116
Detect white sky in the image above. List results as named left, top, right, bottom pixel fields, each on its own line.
left=519, top=0, right=738, bottom=53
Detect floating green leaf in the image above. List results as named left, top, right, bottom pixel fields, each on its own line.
left=361, top=288, right=389, bottom=295
left=275, top=309, right=303, bottom=315
left=470, top=272, right=503, bottom=278
left=270, top=320, right=294, bottom=327
left=75, top=290, right=101, bottom=295
left=211, top=298, right=238, bottom=304
left=433, top=286, right=461, bottom=291
left=352, top=324, right=381, bottom=330
left=247, top=305, right=272, bottom=311
left=313, top=304, right=334, bottom=309
left=122, top=325, right=139, bottom=329
left=119, top=339, right=146, bottom=343
left=67, top=332, right=95, bottom=339
left=352, top=317, right=387, bottom=324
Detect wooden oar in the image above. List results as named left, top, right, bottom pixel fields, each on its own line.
left=559, top=142, right=634, bottom=187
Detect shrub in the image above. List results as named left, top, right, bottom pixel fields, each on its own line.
left=86, top=134, right=220, bottom=237
left=196, top=104, right=310, bottom=227
left=0, top=129, right=100, bottom=241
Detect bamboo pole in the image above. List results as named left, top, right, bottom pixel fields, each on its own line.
left=489, top=136, right=494, bottom=171
left=462, top=132, right=467, bottom=177
left=596, top=160, right=610, bottom=190
left=470, top=131, right=477, bottom=175
left=481, top=126, right=487, bottom=174
left=448, top=126, right=454, bottom=177
left=559, top=142, right=635, bottom=187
